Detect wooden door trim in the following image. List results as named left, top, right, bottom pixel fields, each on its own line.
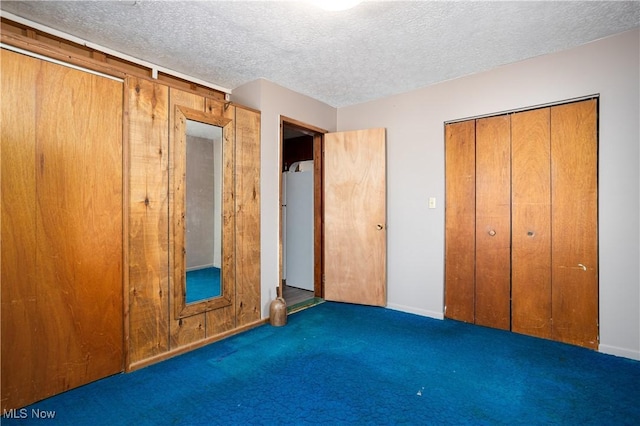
left=313, top=133, right=324, bottom=298
left=280, top=116, right=328, bottom=135
left=279, top=117, right=327, bottom=300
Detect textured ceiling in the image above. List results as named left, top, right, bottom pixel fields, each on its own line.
left=2, top=1, right=639, bottom=107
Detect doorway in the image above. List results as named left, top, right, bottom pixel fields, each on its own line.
left=280, top=117, right=326, bottom=311
left=279, top=120, right=388, bottom=311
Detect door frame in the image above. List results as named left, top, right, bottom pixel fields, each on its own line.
left=279, top=116, right=327, bottom=300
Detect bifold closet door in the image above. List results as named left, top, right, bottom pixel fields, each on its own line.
left=444, top=99, right=598, bottom=349
left=475, top=115, right=511, bottom=330
left=511, top=108, right=552, bottom=339
left=444, top=116, right=512, bottom=328
left=444, top=120, right=476, bottom=323
left=551, top=100, right=598, bottom=349
left=445, top=117, right=513, bottom=330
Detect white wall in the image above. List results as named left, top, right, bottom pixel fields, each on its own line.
left=337, top=29, right=640, bottom=360
left=233, top=30, right=639, bottom=360
left=231, top=79, right=337, bottom=316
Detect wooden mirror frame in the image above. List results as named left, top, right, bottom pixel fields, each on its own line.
left=174, top=105, right=234, bottom=319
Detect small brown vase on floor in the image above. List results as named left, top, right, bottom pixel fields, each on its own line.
left=269, top=297, right=287, bottom=326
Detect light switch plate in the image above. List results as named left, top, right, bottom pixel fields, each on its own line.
left=429, top=197, right=436, bottom=209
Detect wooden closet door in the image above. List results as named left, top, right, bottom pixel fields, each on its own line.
left=1, top=50, right=40, bottom=411
left=444, top=121, right=476, bottom=323
left=1, top=51, right=124, bottom=410
left=475, top=115, right=511, bottom=330
left=511, top=108, right=552, bottom=339
left=444, top=100, right=598, bottom=347
left=551, top=99, right=598, bottom=349
left=36, top=59, right=124, bottom=396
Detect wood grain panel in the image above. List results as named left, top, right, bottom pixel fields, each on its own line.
left=4, top=51, right=124, bottom=409
left=475, top=115, right=511, bottom=330
left=205, top=97, right=228, bottom=117
left=234, top=106, right=262, bottom=326
left=551, top=99, right=598, bottom=349
left=444, top=121, right=476, bottom=323
left=1, top=50, right=39, bottom=410
left=205, top=304, right=235, bottom=337
left=127, top=88, right=262, bottom=366
left=324, top=128, right=386, bottom=306
left=206, top=101, right=237, bottom=335
left=172, top=106, right=189, bottom=319
left=127, top=77, right=171, bottom=364
left=34, top=60, right=123, bottom=399
left=511, top=108, right=552, bottom=338
left=168, top=88, right=207, bottom=347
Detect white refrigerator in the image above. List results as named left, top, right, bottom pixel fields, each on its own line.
left=282, top=161, right=314, bottom=291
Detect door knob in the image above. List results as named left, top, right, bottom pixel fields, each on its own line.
left=488, top=230, right=496, bottom=236
left=376, top=224, right=384, bottom=230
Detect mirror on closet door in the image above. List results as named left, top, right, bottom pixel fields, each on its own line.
left=185, top=119, right=223, bottom=303
left=175, top=106, right=233, bottom=319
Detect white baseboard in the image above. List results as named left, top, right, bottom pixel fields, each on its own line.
left=599, top=344, right=640, bottom=361
left=384, top=306, right=640, bottom=362
left=386, top=303, right=444, bottom=320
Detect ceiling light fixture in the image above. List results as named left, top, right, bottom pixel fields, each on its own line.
left=309, top=0, right=363, bottom=12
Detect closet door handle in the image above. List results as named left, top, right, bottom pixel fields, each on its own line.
left=488, top=229, right=496, bottom=236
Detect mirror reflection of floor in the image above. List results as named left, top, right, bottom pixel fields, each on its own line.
left=186, top=267, right=221, bottom=303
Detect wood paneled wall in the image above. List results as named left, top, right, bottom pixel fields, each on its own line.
left=234, top=107, right=262, bottom=325
left=126, top=77, right=262, bottom=368
left=1, top=19, right=262, bottom=405
left=127, top=77, right=171, bottom=362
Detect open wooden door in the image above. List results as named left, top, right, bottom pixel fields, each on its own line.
left=323, top=128, right=386, bottom=306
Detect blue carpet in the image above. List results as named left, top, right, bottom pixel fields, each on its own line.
left=186, top=267, right=221, bottom=303
left=3, top=302, right=639, bottom=425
